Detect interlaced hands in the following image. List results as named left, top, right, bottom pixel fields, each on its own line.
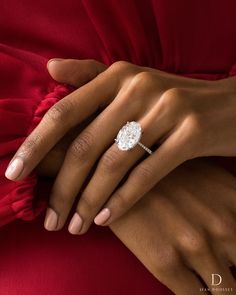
left=5, top=58, right=236, bottom=235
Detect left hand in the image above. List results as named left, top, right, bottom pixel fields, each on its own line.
left=5, top=58, right=236, bottom=233
left=110, top=158, right=236, bottom=294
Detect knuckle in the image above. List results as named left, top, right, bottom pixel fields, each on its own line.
left=161, top=87, right=186, bottom=109
left=18, top=134, right=42, bottom=158
left=211, top=214, right=236, bottom=241
left=109, top=60, right=131, bottom=73
left=45, top=100, right=73, bottom=124
left=180, top=114, right=205, bottom=156
left=125, top=72, right=158, bottom=109
left=186, top=114, right=205, bottom=135
left=100, top=149, right=121, bottom=172
left=69, top=131, right=93, bottom=162
left=178, top=228, right=208, bottom=257
left=154, top=247, right=180, bottom=275
left=131, top=71, right=154, bottom=89
left=133, top=164, right=153, bottom=185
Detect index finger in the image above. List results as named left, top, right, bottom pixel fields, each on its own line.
left=5, top=70, right=118, bottom=181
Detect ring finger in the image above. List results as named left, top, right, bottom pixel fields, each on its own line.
left=69, top=104, right=175, bottom=234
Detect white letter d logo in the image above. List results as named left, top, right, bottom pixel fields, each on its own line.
left=211, top=274, right=222, bottom=286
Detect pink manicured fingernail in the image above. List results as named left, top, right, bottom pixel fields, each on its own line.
left=94, top=208, right=111, bottom=225
left=44, top=208, right=58, bottom=231
left=68, top=213, right=83, bottom=235
left=5, top=157, right=24, bottom=180
left=47, top=58, right=63, bottom=68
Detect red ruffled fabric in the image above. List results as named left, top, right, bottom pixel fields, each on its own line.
left=0, top=44, right=72, bottom=226
left=229, top=63, right=236, bottom=76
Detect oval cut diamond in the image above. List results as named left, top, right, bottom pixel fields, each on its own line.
left=115, top=121, right=142, bottom=151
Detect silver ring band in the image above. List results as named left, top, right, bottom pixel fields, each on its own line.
left=137, top=142, right=153, bottom=155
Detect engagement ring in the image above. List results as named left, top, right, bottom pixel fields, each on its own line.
left=115, top=121, right=153, bottom=154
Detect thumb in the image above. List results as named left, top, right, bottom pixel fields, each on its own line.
left=47, top=58, right=107, bottom=87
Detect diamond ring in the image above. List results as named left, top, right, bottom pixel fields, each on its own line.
left=115, top=121, right=153, bottom=155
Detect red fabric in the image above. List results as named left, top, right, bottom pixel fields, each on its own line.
left=0, top=0, right=236, bottom=294
left=0, top=47, right=71, bottom=225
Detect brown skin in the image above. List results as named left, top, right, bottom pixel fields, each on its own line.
left=110, top=159, right=236, bottom=295
left=23, top=60, right=236, bottom=294
left=30, top=60, right=236, bottom=294
left=8, top=59, right=236, bottom=235
left=37, top=147, right=236, bottom=294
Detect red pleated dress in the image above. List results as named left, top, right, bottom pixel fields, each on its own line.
left=0, top=1, right=236, bottom=294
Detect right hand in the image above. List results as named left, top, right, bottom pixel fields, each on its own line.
left=110, top=159, right=236, bottom=295
left=35, top=59, right=108, bottom=177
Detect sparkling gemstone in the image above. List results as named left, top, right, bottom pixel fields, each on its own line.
left=115, top=121, right=142, bottom=151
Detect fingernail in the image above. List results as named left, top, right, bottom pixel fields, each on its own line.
left=44, top=208, right=58, bottom=231
left=5, top=157, right=24, bottom=180
left=94, top=208, right=111, bottom=225
left=47, top=58, right=63, bottom=68
left=68, top=213, right=83, bottom=235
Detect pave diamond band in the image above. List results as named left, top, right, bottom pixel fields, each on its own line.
left=137, top=142, right=153, bottom=155
left=115, top=121, right=153, bottom=155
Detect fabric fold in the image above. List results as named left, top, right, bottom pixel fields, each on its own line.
left=0, top=82, right=71, bottom=227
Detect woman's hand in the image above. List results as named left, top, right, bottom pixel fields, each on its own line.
left=110, top=159, right=236, bottom=295
left=5, top=59, right=236, bottom=233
